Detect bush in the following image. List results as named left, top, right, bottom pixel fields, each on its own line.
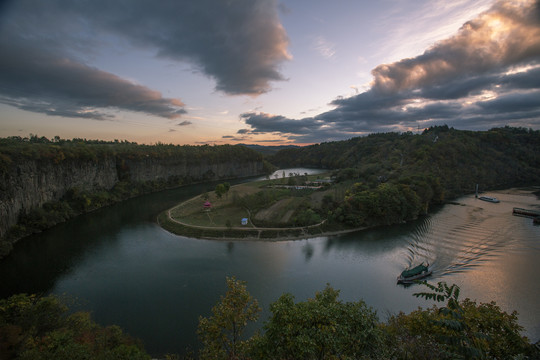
left=0, top=294, right=150, bottom=360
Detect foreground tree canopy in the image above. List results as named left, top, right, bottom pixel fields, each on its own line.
left=0, top=294, right=150, bottom=359
left=197, top=279, right=537, bottom=360
left=2, top=279, right=537, bottom=359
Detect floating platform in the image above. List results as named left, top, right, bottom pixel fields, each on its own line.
left=512, top=207, right=540, bottom=218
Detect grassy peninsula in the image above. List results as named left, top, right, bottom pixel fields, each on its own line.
left=158, top=173, right=355, bottom=240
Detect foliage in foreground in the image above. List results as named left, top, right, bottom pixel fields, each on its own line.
left=197, top=277, right=261, bottom=360
left=383, top=281, right=534, bottom=360
left=2, top=280, right=537, bottom=359
left=252, top=285, right=383, bottom=360
left=198, top=279, right=537, bottom=360
left=0, top=294, right=150, bottom=360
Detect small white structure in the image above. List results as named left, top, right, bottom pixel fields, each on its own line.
left=241, top=218, right=248, bottom=226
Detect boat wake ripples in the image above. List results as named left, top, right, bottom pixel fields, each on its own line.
left=402, top=198, right=535, bottom=280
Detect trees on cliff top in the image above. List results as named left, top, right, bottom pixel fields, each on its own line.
left=0, top=135, right=264, bottom=174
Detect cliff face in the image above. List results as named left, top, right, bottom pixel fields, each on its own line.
left=0, top=157, right=265, bottom=239
left=122, top=158, right=264, bottom=183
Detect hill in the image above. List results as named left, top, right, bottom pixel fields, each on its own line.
left=270, top=126, right=540, bottom=199
left=258, top=126, right=540, bottom=229
left=239, top=143, right=299, bottom=156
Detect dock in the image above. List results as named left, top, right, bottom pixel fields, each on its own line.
left=512, top=207, right=540, bottom=218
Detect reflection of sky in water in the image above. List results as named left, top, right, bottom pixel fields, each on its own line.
left=401, top=191, right=540, bottom=342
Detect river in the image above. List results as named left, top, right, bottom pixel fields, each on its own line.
left=1, top=169, right=539, bottom=357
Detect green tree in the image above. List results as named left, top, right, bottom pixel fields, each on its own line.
left=0, top=294, right=150, bottom=360
left=215, top=184, right=226, bottom=199
left=223, top=182, right=231, bottom=199
left=413, top=281, right=487, bottom=359
left=382, top=281, right=534, bottom=360
left=253, top=284, right=383, bottom=359
left=197, top=277, right=261, bottom=360
left=459, top=299, right=531, bottom=359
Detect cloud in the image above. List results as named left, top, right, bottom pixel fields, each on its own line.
left=0, top=42, right=186, bottom=120
left=242, top=0, right=540, bottom=143
left=70, top=0, right=291, bottom=95
left=370, top=0, right=540, bottom=93
left=0, top=0, right=290, bottom=121
left=313, top=36, right=336, bottom=59
left=177, top=121, right=193, bottom=126
left=240, top=112, right=359, bottom=143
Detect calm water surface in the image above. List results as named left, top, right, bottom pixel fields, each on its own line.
left=1, top=171, right=539, bottom=356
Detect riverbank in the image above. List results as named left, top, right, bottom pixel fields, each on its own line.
left=158, top=210, right=364, bottom=241
left=159, top=182, right=540, bottom=242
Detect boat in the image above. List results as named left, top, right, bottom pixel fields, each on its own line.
left=478, top=196, right=500, bottom=203
left=397, top=262, right=432, bottom=284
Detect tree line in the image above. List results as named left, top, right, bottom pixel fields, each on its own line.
left=269, top=126, right=540, bottom=198
left=196, top=278, right=537, bottom=360
left=265, top=126, right=540, bottom=229
left=0, top=135, right=267, bottom=173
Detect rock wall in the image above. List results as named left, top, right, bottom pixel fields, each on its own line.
left=0, top=157, right=265, bottom=239
left=122, top=157, right=264, bottom=183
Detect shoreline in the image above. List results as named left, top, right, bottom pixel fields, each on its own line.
left=158, top=185, right=540, bottom=242
left=158, top=206, right=368, bottom=242
left=157, top=185, right=369, bottom=241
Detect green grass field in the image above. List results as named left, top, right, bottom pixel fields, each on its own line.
left=162, top=174, right=344, bottom=239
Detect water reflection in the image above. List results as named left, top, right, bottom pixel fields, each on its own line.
left=302, top=242, right=314, bottom=261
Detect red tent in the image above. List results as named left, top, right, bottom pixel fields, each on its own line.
left=203, top=201, right=212, bottom=209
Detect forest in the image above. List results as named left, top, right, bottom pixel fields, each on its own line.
left=0, top=135, right=266, bottom=169
left=269, top=126, right=540, bottom=196
left=266, top=126, right=540, bottom=229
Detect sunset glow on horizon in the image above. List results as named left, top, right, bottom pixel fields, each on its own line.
left=0, top=0, right=539, bottom=146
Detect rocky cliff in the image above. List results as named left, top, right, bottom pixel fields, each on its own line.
left=0, top=156, right=266, bottom=240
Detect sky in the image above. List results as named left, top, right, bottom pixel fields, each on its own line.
left=0, top=0, right=539, bottom=145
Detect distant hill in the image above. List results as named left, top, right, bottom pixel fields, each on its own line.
left=269, top=126, right=540, bottom=199
left=240, top=144, right=299, bottom=156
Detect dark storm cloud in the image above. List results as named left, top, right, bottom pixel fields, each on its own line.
left=241, top=113, right=321, bottom=134
left=478, top=90, right=540, bottom=113
left=243, top=0, right=540, bottom=143
left=0, top=0, right=289, bottom=120
left=240, top=112, right=364, bottom=143
left=63, top=0, right=290, bottom=95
